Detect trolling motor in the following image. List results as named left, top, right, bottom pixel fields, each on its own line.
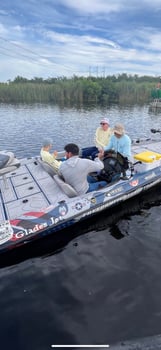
left=151, top=128, right=161, bottom=134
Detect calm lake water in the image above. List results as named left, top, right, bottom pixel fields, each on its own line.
left=1, top=103, right=161, bottom=350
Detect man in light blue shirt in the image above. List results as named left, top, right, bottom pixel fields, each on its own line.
left=104, top=123, right=131, bottom=159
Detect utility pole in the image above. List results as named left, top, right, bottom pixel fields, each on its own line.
left=102, top=66, right=105, bottom=78
left=96, top=66, right=98, bottom=77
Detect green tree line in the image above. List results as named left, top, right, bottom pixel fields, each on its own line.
left=0, top=74, right=160, bottom=105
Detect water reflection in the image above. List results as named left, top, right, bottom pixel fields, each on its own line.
left=148, top=106, right=161, bottom=115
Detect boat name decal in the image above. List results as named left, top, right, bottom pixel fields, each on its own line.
left=10, top=215, right=65, bottom=242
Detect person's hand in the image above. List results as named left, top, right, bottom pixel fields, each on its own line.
left=97, top=149, right=104, bottom=159
left=53, top=150, right=58, bottom=158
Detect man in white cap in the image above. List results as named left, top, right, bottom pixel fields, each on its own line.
left=104, top=123, right=131, bottom=159
left=82, top=117, right=113, bottom=159
left=103, top=123, right=131, bottom=179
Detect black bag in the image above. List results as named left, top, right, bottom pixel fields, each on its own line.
left=98, top=153, right=122, bottom=183
left=116, top=152, right=129, bottom=170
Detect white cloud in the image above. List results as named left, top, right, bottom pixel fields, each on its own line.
left=54, top=0, right=161, bottom=14
left=59, top=0, right=121, bottom=13
left=0, top=0, right=161, bottom=80
left=0, top=23, right=8, bottom=35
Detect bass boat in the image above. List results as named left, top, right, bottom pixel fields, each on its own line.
left=0, top=129, right=161, bottom=255
left=149, top=98, right=161, bottom=109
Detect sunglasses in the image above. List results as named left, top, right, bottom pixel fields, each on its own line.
left=100, top=123, right=107, bottom=125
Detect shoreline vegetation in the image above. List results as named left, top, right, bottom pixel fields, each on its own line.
left=0, top=74, right=160, bottom=105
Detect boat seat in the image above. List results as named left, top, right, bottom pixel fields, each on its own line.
left=0, top=151, right=21, bottom=188
left=53, top=174, right=78, bottom=198
left=38, top=157, right=57, bottom=177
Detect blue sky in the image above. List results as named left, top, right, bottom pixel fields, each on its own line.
left=0, top=0, right=161, bottom=82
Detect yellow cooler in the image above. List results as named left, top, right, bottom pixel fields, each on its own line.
left=134, top=151, right=161, bottom=172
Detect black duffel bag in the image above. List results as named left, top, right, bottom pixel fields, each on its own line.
left=98, top=151, right=122, bottom=183
left=98, top=150, right=129, bottom=183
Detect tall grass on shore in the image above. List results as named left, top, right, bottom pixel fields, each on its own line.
left=0, top=74, right=159, bottom=105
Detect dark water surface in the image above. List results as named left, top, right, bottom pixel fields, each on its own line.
left=1, top=104, right=161, bottom=349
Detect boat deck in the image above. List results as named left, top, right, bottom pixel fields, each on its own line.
left=132, top=140, right=161, bottom=154
left=0, top=157, right=70, bottom=221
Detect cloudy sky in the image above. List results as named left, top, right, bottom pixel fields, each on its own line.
left=0, top=0, right=161, bottom=82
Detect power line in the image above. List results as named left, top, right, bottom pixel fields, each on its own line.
left=0, top=35, right=75, bottom=72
